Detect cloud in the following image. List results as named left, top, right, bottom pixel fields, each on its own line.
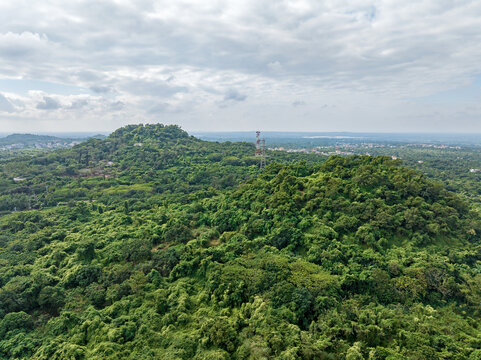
left=90, top=85, right=112, bottom=94
left=121, top=79, right=188, bottom=97
left=223, top=89, right=247, bottom=102
left=148, top=102, right=171, bottom=114
left=36, top=96, right=60, bottom=110
left=69, top=99, right=89, bottom=109
left=0, top=32, right=50, bottom=59
left=0, top=1, right=480, bottom=132
left=217, top=88, right=247, bottom=108
left=268, top=61, right=283, bottom=73
left=0, top=93, right=15, bottom=112
left=110, top=101, right=125, bottom=111
left=292, top=100, right=306, bottom=107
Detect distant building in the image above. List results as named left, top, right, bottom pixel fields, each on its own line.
left=469, top=168, right=481, bottom=173
left=13, top=177, right=27, bottom=182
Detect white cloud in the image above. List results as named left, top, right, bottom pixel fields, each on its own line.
left=223, top=89, right=247, bottom=102
left=36, top=96, right=60, bottom=110
left=0, top=93, right=15, bottom=113
left=0, top=32, right=50, bottom=58
left=0, top=0, right=480, bottom=132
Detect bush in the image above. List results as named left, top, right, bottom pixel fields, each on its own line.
left=0, top=311, right=33, bottom=337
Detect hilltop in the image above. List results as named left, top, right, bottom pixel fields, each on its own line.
left=0, top=124, right=480, bottom=359
left=0, top=124, right=311, bottom=213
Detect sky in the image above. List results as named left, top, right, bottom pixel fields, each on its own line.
left=0, top=0, right=480, bottom=133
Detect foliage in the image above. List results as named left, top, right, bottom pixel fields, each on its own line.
left=0, top=124, right=480, bottom=359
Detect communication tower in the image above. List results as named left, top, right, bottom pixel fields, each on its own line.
left=255, top=131, right=266, bottom=169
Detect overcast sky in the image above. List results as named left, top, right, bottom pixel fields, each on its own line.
left=0, top=0, right=480, bottom=133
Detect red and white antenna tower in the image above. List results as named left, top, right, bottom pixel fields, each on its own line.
left=255, top=131, right=266, bottom=169
left=256, top=131, right=261, bottom=156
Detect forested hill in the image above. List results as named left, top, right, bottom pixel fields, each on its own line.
left=0, top=124, right=256, bottom=213
left=0, top=134, right=62, bottom=145
left=0, top=124, right=316, bottom=213
left=0, top=124, right=480, bottom=359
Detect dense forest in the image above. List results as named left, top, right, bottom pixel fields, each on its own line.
left=357, top=147, right=481, bottom=204
left=0, top=124, right=480, bottom=359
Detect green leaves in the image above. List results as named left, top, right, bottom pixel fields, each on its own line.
left=0, top=311, right=33, bottom=337
left=0, top=125, right=480, bottom=358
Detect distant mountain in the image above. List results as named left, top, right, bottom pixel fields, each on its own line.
left=0, top=133, right=63, bottom=145
left=0, top=133, right=101, bottom=150
left=89, top=134, right=108, bottom=140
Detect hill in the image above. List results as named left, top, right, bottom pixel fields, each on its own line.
left=0, top=134, right=81, bottom=151
left=0, top=133, right=107, bottom=152
left=0, top=124, right=311, bottom=213
left=0, top=124, right=480, bottom=359
left=0, top=134, right=62, bottom=145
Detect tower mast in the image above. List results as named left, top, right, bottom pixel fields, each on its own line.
left=255, top=131, right=266, bottom=169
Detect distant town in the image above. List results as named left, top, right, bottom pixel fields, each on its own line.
left=0, top=133, right=104, bottom=151
left=0, top=140, right=81, bottom=151
left=269, top=142, right=462, bottom=156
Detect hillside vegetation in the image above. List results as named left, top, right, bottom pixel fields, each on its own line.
left=0, top=125, right=314, bottom=214
left=0, top=124, right=480, bottom=359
